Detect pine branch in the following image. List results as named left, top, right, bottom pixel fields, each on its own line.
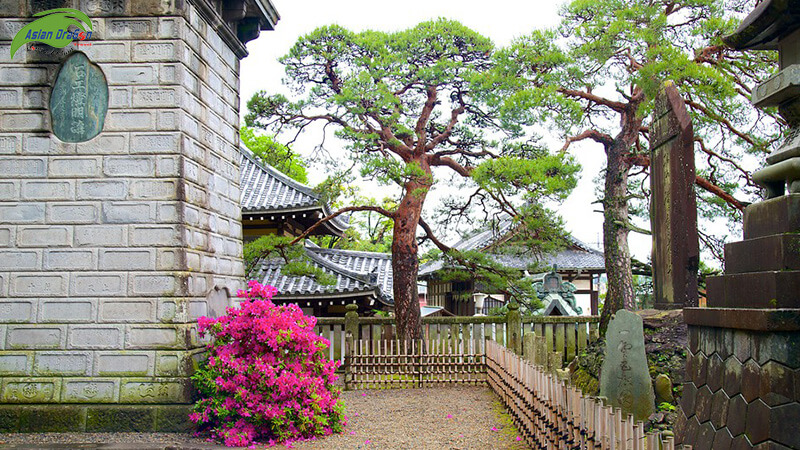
left=560, top=129, right=614, bottom=152
left=289, top=206, right=396, bottom=245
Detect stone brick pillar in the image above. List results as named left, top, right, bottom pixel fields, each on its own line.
left=0, top=0, right=277, bottom=432
left=676, top=2, right=800, bottom=449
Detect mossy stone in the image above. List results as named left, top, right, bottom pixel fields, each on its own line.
left=655, top=373, right=675, bottom=403
left=154, top=405, right=195, bottom=432
left=0, top=407, right=21, bottom=432
left=19, top=406, right=86, bottom=432
left=86, top=406, right=155, bottom=432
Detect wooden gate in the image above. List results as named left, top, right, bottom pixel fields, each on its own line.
left=345, top=339, right=486, bottom=389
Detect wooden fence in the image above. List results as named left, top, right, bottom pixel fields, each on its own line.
left=486, top=340, right=685, bottom=450
left=345, top=338, right=486, bottom=389
left=315, top=306, right=600, bottom=366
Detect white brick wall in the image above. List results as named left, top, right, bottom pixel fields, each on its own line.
left=0, top=1, right=247, bottom=402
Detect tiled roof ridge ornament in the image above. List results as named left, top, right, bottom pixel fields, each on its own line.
left=724, top=0, right=800, bottom=198
left=533, top=266, right=582, bottom=315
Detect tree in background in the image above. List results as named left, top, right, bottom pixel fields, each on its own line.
left=241, top=126, right=309, bottom=183
left=488, top=0, right=784, bottom=332
left=246, top=20, right=579, bottom=341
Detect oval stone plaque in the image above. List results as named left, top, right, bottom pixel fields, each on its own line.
left=49, top=52, right=108, bottom=143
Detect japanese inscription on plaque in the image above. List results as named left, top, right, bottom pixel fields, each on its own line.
left=49, top=52, right=108, bottom=142
left=599, top=309, right=655, bottom=421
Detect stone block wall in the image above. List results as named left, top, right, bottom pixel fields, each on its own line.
left=0, top=0, right=274, bottom=431
left=675, top=325, right=800, bottom=449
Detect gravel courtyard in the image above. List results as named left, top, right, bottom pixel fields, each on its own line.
left=0, top=386, right=527, bottom=450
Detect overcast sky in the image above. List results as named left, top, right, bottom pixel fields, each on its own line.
left=238, top=0, right=653, bottom=260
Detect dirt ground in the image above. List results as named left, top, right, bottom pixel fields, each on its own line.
left=0, top=386, right=527, bottom=450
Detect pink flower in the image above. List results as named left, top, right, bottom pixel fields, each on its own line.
left=365, top=440, right=371, bottom=444
left=516, top=436, right=522, bottom=441
left=446, top=414, right=453, bottom=419
left=350, top=431, right=356, bottom=435
left=491, top=427, right=498, bottom=431
left=189, top=282, right=345, bottom=447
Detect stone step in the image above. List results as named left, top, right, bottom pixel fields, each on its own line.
left=724, top=233, right=800, bottom=273
left=706, top=270, right=800, bottom=308
left=743, top=194, right=800, bottom=239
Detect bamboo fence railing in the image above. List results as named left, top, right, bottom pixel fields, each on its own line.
left=345, top=338, right=486, bottom=389
left=316, top=313, right=600, bottom=365
left=486, top=340, right=685, bottom=450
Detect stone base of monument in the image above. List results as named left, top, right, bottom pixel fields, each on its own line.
left=0, top=404, right=194, bottom=432
left=677, top=197, right=800, bottom=449
left=677, top=310, right=800, bottom=449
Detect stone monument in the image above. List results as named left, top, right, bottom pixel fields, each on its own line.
left=0, top=0, right=278, bottom=432
left=598, top=309, right=655, bottom=422
left=677, top=1, right=800, bottom=448
left=649, top=82, right=699, bottom=309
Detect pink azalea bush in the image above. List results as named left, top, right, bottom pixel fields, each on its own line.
left=190, top=281, right=345, bottom=447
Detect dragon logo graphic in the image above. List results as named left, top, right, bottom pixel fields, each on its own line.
left=10, top=8, right=93, bottom=58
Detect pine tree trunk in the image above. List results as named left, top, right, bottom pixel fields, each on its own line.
left=598, top=106, right=641, bottom=334
left=391, top=168, right=430, bottom=342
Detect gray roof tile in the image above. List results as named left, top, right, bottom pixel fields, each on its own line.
left=310, top=247, right=394, bottom=303
left=253, top=243, right=394, bottom=306
left=238, top=145, right=349, bottom=231
left=419, top=215, right=605, bottom=276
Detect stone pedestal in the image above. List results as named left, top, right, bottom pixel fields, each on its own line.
left=678, top=200, right=800, bottom=450
left=678, top=309, right=800, bottom=449
left=676, top=2, right=800, bottom=448
left=0, top=0, right=276, bottom=432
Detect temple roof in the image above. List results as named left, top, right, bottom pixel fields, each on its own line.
left=419, top=215, right=605, bottom=277
left=311, top=247, right=394, bottom=301
left=238, top=145, right=349, bottom=234
left=252, top=243, right=394, bottom=306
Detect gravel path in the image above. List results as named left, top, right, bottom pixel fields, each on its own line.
left=0, top=386, right=526, bottom=450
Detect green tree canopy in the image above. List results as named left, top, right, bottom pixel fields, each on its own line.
left=246, top=19, right=579, bottom=340
left=485, top=0, right=784, bottom=331
left=240, top=126, right=309, bottom=183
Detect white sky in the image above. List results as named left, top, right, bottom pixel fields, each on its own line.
left=239, top=0, right=653, bottom=261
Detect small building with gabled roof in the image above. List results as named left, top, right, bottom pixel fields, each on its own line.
left=419, top=215, right=605, bottom=316
left=238, top=145, right=393, bottom=315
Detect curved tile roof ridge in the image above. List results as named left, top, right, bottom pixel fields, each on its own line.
left=238, top=144, right=349, bottom=232
left=240, top=144, right=318, bottom=197
left=309, top=247, right=393, bottom=259
left=567, top=236, right=603, bottom=255
left=254, top=251, right=392, bottom=304
left=308, top=246, right=394, bottom=302
left=304, top=247, right=376, bottom=282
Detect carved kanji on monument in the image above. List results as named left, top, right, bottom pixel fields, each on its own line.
left=649, top=82, right=699, bottom=309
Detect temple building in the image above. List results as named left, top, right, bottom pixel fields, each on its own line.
left=238, top=146, right=603, bottom=317
left=238, top=145, right=394, bottom=316
left=419, top=215, right=606, bottom=316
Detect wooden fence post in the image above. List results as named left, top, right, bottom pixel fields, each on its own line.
left=523, top=332, right=535, bottom=363
left=344, top=304, right=359, bottom=340
left=535, top=335, right=547, bottom=367
left=506, top=300, right=522, bottom=355
left=343, top=304, right=359, bottom=391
